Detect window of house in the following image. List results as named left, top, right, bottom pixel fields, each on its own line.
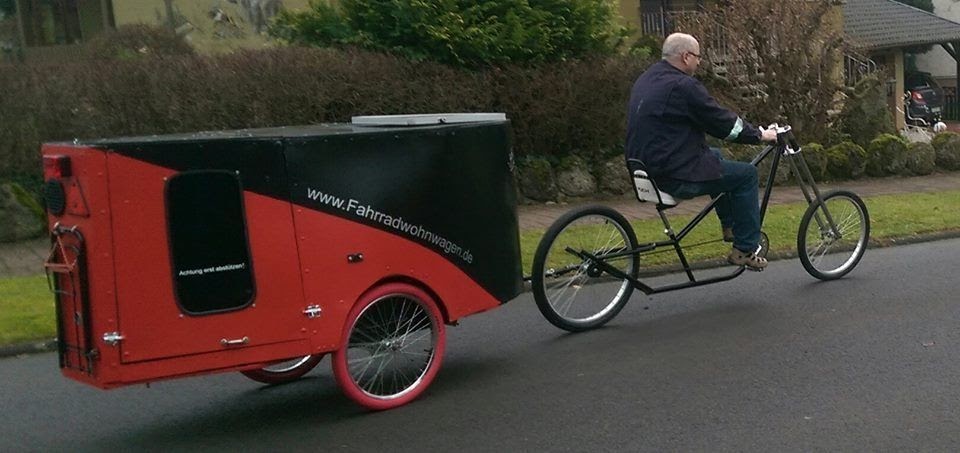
left=19, top=0, right=112, bottom=47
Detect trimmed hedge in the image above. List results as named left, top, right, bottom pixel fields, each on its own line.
left=3, top=42, right=957, bottom=205
left=0, top=47, right=652, bottom=184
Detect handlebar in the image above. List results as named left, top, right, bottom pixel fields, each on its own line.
left=766, top=123, right=800, bottom=154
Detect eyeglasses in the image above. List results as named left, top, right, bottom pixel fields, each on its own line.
left=686, top=51, right=702, bottom=60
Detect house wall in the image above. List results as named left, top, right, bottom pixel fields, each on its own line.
left=871, top=51, right=908, bottom=130
left=915, top=0, right=959, bottom=88
left=620, top=0, right=640, bottom=28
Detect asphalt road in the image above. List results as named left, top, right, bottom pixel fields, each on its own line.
left=2, top=239, right=960, bottom=452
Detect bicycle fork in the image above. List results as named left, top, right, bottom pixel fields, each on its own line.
left=786, top=152, right=841, bottom=241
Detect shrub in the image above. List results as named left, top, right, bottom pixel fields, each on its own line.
left=0, top=182, right=44, bottom=242
left=722, top=143, right=755, bottom=163
left=7, top=181, right=43, bottom=223
left=720, top=143, right=789, bottom=186
left=799, top=143, right=829, bottom=181
left=865, top=133, right=908, bottom=177
left=270, top=0, right=628, bottom=67
left=838, top=75, right=895, bottom=148
left=905, top=142, right=936, bottom=176
left=825, top=141, right=867, bottom=180
left=83, top=24, right=195, bottom=60
left=629, top=34, right=662, bottom=59
left=932, top=131, right=960, bottom=170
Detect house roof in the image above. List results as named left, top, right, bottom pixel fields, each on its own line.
left=843, top=0, right=960, bottom=51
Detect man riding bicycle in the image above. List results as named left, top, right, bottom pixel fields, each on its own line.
left=626, top=33, right=778, bottom=270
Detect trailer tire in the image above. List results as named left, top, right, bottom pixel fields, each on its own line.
left=240, top=355, right=324, bottom=385
left=333, top=282, right=446, bottom=410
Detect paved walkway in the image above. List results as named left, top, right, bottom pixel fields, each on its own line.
left=3, top=172, right=960, bottom=278
left=0, top=238, right=48, bottom=278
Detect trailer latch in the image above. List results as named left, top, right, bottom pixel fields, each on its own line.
left=102, top=332, right=124, bottom=346
left=303, top=305, right=323, bottom=318
left=220, top=336, right=249, bottom=346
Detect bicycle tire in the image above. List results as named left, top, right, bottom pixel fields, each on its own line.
left=797, top=190, right=870, bottom=280
left=332, top=283, right=445, bottom=410
left=531, top=205, right=639, bottom=332
left=240, top=355, right=324, bottom=385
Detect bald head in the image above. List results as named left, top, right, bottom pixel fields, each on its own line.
left=661, top=33, right=701, bottom=75
left=662, top=33, right=699, bottom=60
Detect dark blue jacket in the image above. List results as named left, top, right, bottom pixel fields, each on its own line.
left=625, top=60, right=763, bottom=182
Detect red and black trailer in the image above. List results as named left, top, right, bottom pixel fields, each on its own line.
left=40, top=113, right=523, bottom=410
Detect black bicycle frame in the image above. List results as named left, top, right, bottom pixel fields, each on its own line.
left=578, top=134, right=841, bottom=296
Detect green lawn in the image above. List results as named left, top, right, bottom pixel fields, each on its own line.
left=521, top=190, right=960, bottom=273
left=3, top=189, right=960, bottom=348
left=0, top=275, right=56, bottom=346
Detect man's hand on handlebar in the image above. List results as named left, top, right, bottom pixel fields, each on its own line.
left=760, top=128, right=778, bottom=142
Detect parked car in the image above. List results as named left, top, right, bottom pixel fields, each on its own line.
left=905, top=71, right=944, bottom=126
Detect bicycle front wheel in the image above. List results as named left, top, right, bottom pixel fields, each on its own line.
left=532, top=205, right=639, bottom=332
left=797, top=190, right=870, bottom=280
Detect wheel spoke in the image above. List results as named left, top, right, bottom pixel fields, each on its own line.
left=799, top=192, right=869, bottom=280
left=341, top=291, right=439, bottom=401
left=532, top=209, right=637, bottom=332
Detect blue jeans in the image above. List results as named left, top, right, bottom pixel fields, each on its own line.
left=658, top=149, right=760, bottom=253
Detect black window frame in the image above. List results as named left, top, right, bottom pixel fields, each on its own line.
left=164, top=169, right=257, bottom=316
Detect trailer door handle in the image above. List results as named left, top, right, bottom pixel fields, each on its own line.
left=220, top=336, right=249, bottom=347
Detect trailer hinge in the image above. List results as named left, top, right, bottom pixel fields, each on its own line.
left=102, top=332, right=124, bottom=346
left=303, top=305, right=323, bottom=319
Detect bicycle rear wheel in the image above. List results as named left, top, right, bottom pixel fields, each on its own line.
left=797, top=190, right=870, bottom=280
left=531, top=205, right=639, bottom=332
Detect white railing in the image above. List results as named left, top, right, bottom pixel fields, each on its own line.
left=843, top=51, right=878, bottom=87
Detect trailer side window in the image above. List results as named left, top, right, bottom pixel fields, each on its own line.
left=165, top=170, right=255, bottom=315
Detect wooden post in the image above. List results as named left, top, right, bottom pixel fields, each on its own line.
left=956, top=41, right=959, bottom=114
left=894, top=49, right=905, bottom=131
left=940, top=41, right=959, bottom=120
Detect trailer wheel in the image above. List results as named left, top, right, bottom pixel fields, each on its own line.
left=333, top=283, right=446, bottom=410
left=240, top=355, right=324, bottom=385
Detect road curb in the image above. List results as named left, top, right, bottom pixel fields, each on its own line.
left=0, top=339, right=57, bottom=359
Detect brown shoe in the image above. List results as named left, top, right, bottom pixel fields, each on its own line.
left=722, top=227, right=734, bottom=243
left=727, top=247, right=767, bottom=271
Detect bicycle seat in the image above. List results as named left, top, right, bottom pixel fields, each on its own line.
left=627, top=158, right=677, bottom=208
